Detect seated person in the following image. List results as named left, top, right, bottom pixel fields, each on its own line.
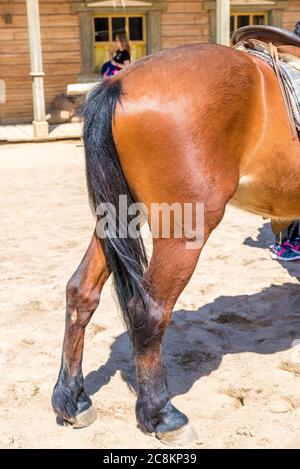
left=101, top=33, right=131, bottom=78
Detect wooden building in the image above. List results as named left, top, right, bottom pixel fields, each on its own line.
left=0, top=0, right=299, bottom=125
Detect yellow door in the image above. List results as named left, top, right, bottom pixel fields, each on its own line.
left=93, top=14, right=147, bottom=73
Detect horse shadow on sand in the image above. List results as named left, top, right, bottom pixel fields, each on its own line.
left=85, top=221, right=300, bottom=400
left=243, top=220, right=300, bottom=282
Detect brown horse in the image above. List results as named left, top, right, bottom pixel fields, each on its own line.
left=52, top=39, right=300, bottom=444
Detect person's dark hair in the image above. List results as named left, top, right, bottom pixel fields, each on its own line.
left=294, top=20, right=300, bottom=37
left=115, top=32, right=131, bottom=55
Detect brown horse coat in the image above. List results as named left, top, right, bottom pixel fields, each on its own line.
left=114, top=44, right=300, bottom=221
left=52, top=43, right=300, bottom=442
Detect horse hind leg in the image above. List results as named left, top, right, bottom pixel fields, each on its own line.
left=52, top=230, right=110, bottom=428
left=130, top=196, right=229, bottom=445
left=129, top=240, right=197, bottom=443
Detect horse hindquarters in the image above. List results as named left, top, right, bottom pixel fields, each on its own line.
left=109, top=61, right=247, bottom=440
left=54, top=46, right=247, bottom=437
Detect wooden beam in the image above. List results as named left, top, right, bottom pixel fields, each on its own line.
left=26, top=0, right=48, bottom=137
left=216, top=0, right=230, bottom=46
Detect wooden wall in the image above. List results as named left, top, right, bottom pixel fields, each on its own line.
left=160, top=0, right=300, bottom=50
left=283, top=0, right=300, bottom=31
left=161, top=1, right=209, bottom=49
left=0, top=0, right=80, bottom=124
left=0, top=1, right=299, bottom=124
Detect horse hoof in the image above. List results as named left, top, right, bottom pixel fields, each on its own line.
left=156, top=423, right=197, bottom=446
left=73, top=406, right=97, bottom=429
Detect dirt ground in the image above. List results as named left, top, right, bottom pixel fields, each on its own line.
left=1, top=140, right=300, bottom=449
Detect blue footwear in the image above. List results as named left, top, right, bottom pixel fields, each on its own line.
left=271, top=242, right=300, bottom=261
left=286, top=236, right=300, bottom=254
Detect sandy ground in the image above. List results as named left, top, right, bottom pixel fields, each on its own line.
left=1, top=141, right=300, bottom=449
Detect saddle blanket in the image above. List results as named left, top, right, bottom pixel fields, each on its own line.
left=236, top=44, right=300, bottom=131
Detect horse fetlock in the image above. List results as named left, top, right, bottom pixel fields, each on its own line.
left=136, top=398, right=188, bottom=435
left=52, top=372, right=93, bottom=426
left=155, top=401, right=188, bottom=433
left=136, top=398, right=160, bottom=433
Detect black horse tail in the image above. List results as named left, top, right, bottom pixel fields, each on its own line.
left=83, top=79, right=148, bottom=330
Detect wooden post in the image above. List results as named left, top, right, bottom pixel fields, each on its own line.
left=79, top=12, right=94, bottom=76
left=26, top=0, right=48, bottom=137
left=216, top=0, right=230, bottom=46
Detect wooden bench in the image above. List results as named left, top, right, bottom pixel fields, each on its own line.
left=67, top=81, right=101, bottom=96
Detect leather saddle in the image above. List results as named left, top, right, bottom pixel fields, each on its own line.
left=233, top=26, right=300, bottom=235
left=232, top=25, right=300, bottom=59
left=233, top=25, right=300, bottom=141
left=232, top=25, right=300, bottom=48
